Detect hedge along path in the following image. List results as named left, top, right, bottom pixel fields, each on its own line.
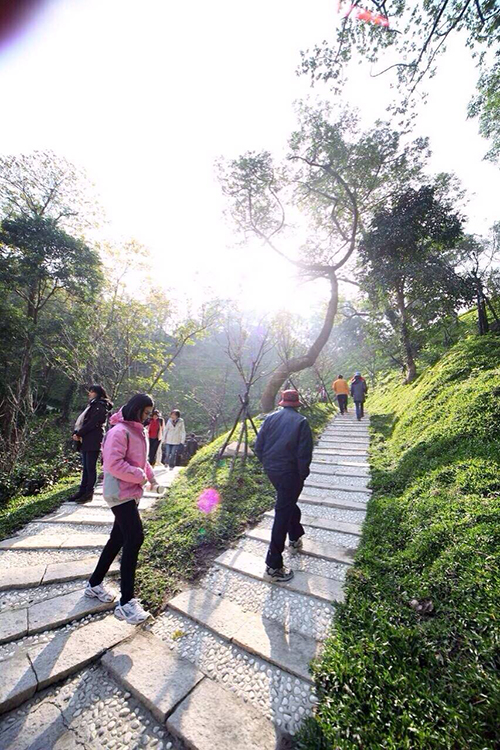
left=0, top=413, right=371, bottom=750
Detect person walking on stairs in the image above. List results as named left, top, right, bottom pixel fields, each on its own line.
left=147, top=409, right=163, bottom=465
left=69, top=385, right=113, bottom=504
left=85, top=393, right=160, bottom=624
left=162, top=409, right=186, bottom=469
left=255, top=389, right=313, bottom=584
left=351, top=372, right=368, bottom=421
left=332, top=374, right=349, bottom=414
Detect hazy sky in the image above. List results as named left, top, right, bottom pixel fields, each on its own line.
left=0, top=0, right=498, bottom=315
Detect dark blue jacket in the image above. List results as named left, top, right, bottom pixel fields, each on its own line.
left=254, top=407, right=313, bottom=479
left=350, top=377, right=368, bottom=403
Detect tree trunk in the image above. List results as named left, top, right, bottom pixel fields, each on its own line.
left=260, top=272, right=339, bottom=413
left=58, top=380, right=78, bottom=424
left=396, top=289, right=417, bottom=384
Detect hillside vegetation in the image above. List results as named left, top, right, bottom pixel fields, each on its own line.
left=298, top=335, right=500, bottom=750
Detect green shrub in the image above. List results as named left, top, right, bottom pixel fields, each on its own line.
left=297, top=335, right=500, bottom=750
left=136, top=403, right=335, bottom=612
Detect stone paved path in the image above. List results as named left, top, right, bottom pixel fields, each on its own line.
left=0, top=413, right=370, bottom=749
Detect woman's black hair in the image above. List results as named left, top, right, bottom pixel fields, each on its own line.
left=89, top=384, right=113, bottom=407
left=171, top=409, right=181, bottom=418
left=122, top=393, right=154, bottom=422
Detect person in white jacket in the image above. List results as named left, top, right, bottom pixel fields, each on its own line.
left=162, top=410, right=186, bottom=469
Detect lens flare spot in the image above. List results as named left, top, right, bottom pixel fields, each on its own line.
left=197, top=488, right=221, bottom=514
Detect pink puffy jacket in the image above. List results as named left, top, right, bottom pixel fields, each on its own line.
left=101, top=409, right=155, bottom=505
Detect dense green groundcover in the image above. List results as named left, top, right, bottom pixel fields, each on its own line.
left=136, top=403, right=334, bottom=613
left=296, top=335, right=500, bottom=750
left=0, top=474, right=79, bottom=540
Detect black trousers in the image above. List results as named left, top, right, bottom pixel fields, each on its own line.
left=89, top=499, right=144, bottom=605
left=337, top=394, right=348, bottom=414
left=266, top=471, right=305, bottom=570
left=79, top=450, right=100, bottom=497
left=148, top=437, right=160, bottom=465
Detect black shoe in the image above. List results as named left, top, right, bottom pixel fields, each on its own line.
left=74, top=493, right=93, bottom=504
left=68, top=492, right=84, bottom=502
left=265, top=566, right=294, bottom=583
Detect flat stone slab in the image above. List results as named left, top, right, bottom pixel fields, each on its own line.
left=42, top=556, right=120, bottom=585
left=304, top=481, right=370, bottom=499
left=0, top=563, right=46, bottom=592
left=169, top=588, right=320, bottom=683
left=299, top=494, right=367, bottom=513
left=310, top=463, right=370, bottom=478
left=0, top=651, right=37, bottom=716
left=102, top=631, right=204, bottom=723
left=0, top=607, right=28, bottom=644
left=71, top=496, right=157, bottom=510
left=308, top=473, right=369, bottom=491
left=246, top=528, right=355, bottom=566
left=169, top=588, right=247, bottom=641
left=0, top=699, right=76, bottom=750
left=40, top=508, right=113, bottom=526
left=264, top=510, right=362, bottom=536
left=0, top=531, right=110, bottom=551
left=28, top=587, right=117, bottom=634
left=167, top=675, right=283, bottom=750
left=311, top=457, right=369, bottom=468
left=215, top=548, right=344, bottom=604
left=28, top=614, right=134, bottom=690
left=315, top=447, right=368, bottom=457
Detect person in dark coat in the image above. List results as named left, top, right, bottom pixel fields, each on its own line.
left=350, top=372, right=368, bottom=421
left=254, top=389, right=313, bottom=583
left=69, top=385, right=113, bottom=503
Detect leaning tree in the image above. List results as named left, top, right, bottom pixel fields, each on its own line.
left=218, top=103, right=428, bottom=411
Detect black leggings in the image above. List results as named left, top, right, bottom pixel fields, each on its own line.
left=79, top=450, right=100, bottom=496
left=89, top=499, right=144, bottom=606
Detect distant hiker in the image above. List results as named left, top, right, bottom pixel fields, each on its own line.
left=351, top=372, right=368, bottom=421
left=162, top=409, right=186, bottom=469
left=147, top=409, right=163, bottom=465
left=85, top=393, right=161, bottom=624
left=69, top=385, right=113, bottom=504
left=332, top=375, right=349, bottom=414
left=255, top=389, right=313, bottom=584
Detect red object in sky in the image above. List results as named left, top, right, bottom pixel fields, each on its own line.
left=338, top=2, right=389, bottom=28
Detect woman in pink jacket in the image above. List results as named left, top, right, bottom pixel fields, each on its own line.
left=84, top=393, right=158, bottom=624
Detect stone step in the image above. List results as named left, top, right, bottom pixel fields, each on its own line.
left=214, top=548, right=344, bottom=604
left=70, top=496, right=158, bottom=510
left=245, top=527, right=355, bottom=566
left=310, top=457, right=369, bottom=468
left=264, top=510, right=362, bottom=536
left=102, top=630, right=204, bottom=723
left=0, top=585, right=119, bottom=642
left=310, top=462, right=370, bottom=477
left=300, top=493, right=367, bottom=513
left=167, top=674, right=284, bottom=750
left=0, top=531, right=111, bottom=551
left=168, top=588, right=321, bottom=683
left=304, top=481, right=370, bottom=499
left=315, top=447, right=368, bottom=457
left=318, top=440, right=369, bottom=450
left=0, top=614, right=134, bottom=715
left=308, top=472, right=369, bottom=490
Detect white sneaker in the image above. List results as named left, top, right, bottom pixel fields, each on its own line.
left=85, top=582, right=116, bottom=603
left=114, top=598, right=151, bottom=624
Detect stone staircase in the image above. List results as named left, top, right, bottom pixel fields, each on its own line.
left=0, top=414, right=370, bottom=749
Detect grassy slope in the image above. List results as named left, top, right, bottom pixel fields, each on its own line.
left=0, top=474, right=79, bottom=540
left=136, top=404, right=335, bottom=613
left=297, top=335, right=500, bottom=750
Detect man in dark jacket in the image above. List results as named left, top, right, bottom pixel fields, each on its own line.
left=350, top=372, right=368, bottom=421
left=255, top=389, right=313, bottom=583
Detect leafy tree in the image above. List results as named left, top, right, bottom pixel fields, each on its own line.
left=299, top=1, right=500, bottom=159
left=358, top=185, right=466, bottom=382
left=0, top=213, right=102, bottom=445
left=458, top=225, right=500, bottom=334
left=219, top=103, right=428, bottom=410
